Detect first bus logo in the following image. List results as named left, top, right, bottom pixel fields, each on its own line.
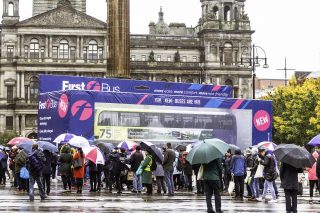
left=58, top=94, right=69, bottom=118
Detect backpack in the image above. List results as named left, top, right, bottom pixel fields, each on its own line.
left=150, top=158, right=157, bottom=171
left=29, top=152, right=43, bottom=174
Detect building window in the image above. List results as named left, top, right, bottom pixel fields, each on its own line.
left=6, top=116, right=13, bottom=130
left=157, top=55, right=161, bottom=62
left=192, top=56, right=197, bottom=62
left=70, top=47, right=76, bottom=61
left=167, top=56, right=171, bottom=62
left=8, top=3, right=14, bottom=16
left=182, top=56, right=187, bottom=62
left=7, top=46, right=14, bottom=61
left=88, top=40, right=98, bottom=60
left=224, top=6, right=231, bottom=21
left=41, top=47, right=45, bottom=59
left=52, top=46, right=58, bottom=60
left=7, top=85, right=14, bottom=103
left=131, top=55, right=136, bottom=61
left=26, top=115, right=38, bottom=127
left=30, top=39, right=40, bottom=59
left=24, top=46, right=29, bottom=59
left=25, top=85, right=28, bottom=102
left=142, top=55, right=146, bottom=61
left=30, top=77, right=39, bottom=103
left=99, top=47, right=103, bottom=61
left=213, top=6, right=219, bottom=19
left=224, top=43, right=233, bottom=66
left=59, top=39, right=69, bottom=59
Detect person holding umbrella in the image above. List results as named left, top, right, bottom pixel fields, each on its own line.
left=140, top=149, right=154, bottom=195
left=274, top=143, right=316, bottom=211
left=42, top=150, right=52, bottom=196
left=129, top=145, right=144, bottom=193
left=306, top=151, right=319, bottom=203
left=73, top=148, right=85, bottom=194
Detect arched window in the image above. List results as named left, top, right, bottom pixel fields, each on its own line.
left=213, top=6, right=219, bottom=19
left=225, top=79, right=233, bottom=86
left=88, top=40, right=98, bottom=60
left=186, top=79, right=193, bottom=83
left=30, top=39, right=39, bottom=59
left=160, top=79, right=168, bottom=82
left=59, top=39, right=69, bottom=59
left=224, top=6, right=231, bottom=21
left=30, top=76, right=39, bottom=103
left=8, top=2, right=14, bottom=16
left=224, top=42, right=233, bottom=66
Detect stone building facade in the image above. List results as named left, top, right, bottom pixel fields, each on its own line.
left=0, top=0, right=254, bottom=137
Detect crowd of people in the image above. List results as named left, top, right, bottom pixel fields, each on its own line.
left=0, top=141, right=319, bottom=213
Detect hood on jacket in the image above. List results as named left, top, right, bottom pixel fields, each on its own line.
left=235, top=149, right=241, bottom=155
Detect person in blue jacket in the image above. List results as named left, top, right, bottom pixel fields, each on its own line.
left=231, top=149, right=246, bottom=200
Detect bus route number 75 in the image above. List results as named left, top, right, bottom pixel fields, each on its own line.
left=99, top=128, right=112, bottom=138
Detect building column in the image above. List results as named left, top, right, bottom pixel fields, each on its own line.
left=15, top=114, right=20, bottom=135
left=148, top=74, right=152, bottom=81
left=216, top=77, right=220, bottom=85
left=0, top=114, right=5, bottom=132
left=239, top=77, right=243, bottom=97
left=0, top=71, right=3, bottom=98
left=21, top=35, right=25, bottom=58
left=17, top=34, right=21, bottom=57
left=174, top=75, right=178, bottom=82
left=21, top=72, right=25, bottom=100
left=45, top=36, right=49, bottom=58
left=21, top=114, right=26, bottom=137
left=80, top=37, right=83, bottom=59
left=49, top=36, right=52, bottom=58
left=76, top=36, right=80, bottom=59
left=16, top=72, right=20, bottom=98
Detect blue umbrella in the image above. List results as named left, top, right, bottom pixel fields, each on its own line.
left=38, top=141, right=58, bottom=153
left=308, top=134, right=320, bottom=146
left=17, top=141, right=34, bottom=154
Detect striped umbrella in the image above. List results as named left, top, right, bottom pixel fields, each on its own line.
left=7, top=137, right=33, bottom=146
left=257, top=141, right=277, bottom=151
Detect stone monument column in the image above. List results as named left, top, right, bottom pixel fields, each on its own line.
left=107, top=0, right=130, bottom=78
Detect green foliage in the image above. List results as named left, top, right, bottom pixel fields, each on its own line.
left=265, top=78, right=320, bottom=146
left=0, top=131, right=18, bottom=146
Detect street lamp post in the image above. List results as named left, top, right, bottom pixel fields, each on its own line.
left=240, top=44, right=269, bottom=99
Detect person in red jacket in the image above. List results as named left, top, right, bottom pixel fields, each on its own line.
left=73, top=148, right=85, bottom=194
left=306, top=151, right=319, bottom=203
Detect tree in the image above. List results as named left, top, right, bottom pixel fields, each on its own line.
left=264, top=78, right=320, bottom=146
left=0, top=131, right=18, bottom=146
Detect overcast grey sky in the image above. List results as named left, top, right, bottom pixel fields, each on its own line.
left=1, top=0, right=320, bottom=79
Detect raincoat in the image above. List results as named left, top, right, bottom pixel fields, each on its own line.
left=306, top=151, right=319, bottom=180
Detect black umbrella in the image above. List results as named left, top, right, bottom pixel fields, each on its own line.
left=95, top=142, right=115, bottom=154
left=273, top=144, right=316, bottom=168
left=228, top=144, right=240, bottom=154
left=140, top=141, right=164, bottom=163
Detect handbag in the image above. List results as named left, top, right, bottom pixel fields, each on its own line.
left=73, top=157, right=83, bottom=169
left=197, top=164, right=204, bottom=180
left=136, top=164, right=143, bottom=176
left=254, top=163, right=264, bottom=178
left=245, top=170, right=251, bottom=183
left=228, top=176, right=235, bottom=195
left=20, top=166, right=30, bottom=179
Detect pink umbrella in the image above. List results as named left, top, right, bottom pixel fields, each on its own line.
left=82, top=147, right=105, bottom=165
left=7, top=137, right=33, bottom=146
left=257, top=141, right=277, bottom=151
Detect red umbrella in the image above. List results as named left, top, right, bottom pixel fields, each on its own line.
left=82, top=147, right=105, bottom=165
left=7, top=137, right=33, bottom=146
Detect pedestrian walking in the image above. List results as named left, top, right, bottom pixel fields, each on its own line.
left=129, top=145, right=144, bottom=193
left=15, top=148, right=28, bottom=192
left=73, top=148, right=85, bottom=194
left=140, top=149, right=153, bottom=195
left=109, top=148, right=122, bottom=194
left=59, top=145, right=73, bottom=191
left=153, top=160, right=166, bottom=194
left=248, top=150, right=260, bottom=201
left=280, top=163, right=303, bottom=213
left=42, top=150, right=52, bottom=195
left=87, top=160, right=98, bottom=192
left=203, top=158, right=223, bottom=213
left=193, top=164, right=204, bottom=195
left=9, top=147, right=18, bottom=187
left=173, top=151, right=183, bottom=191
left=0, top=149, right=8, bottom=185
left=257, top=147, right=278, bottom=203
left=27, top=144, right=46, bottom=201
left=181, top=151, right=193, bottom=192
left=306, top=151, right=318, bottom=203
left=163, top=143, right=176, bottom=196
left=231, top=149, right=246, bottom=200
left=222, top=150, right=232, bottom=192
